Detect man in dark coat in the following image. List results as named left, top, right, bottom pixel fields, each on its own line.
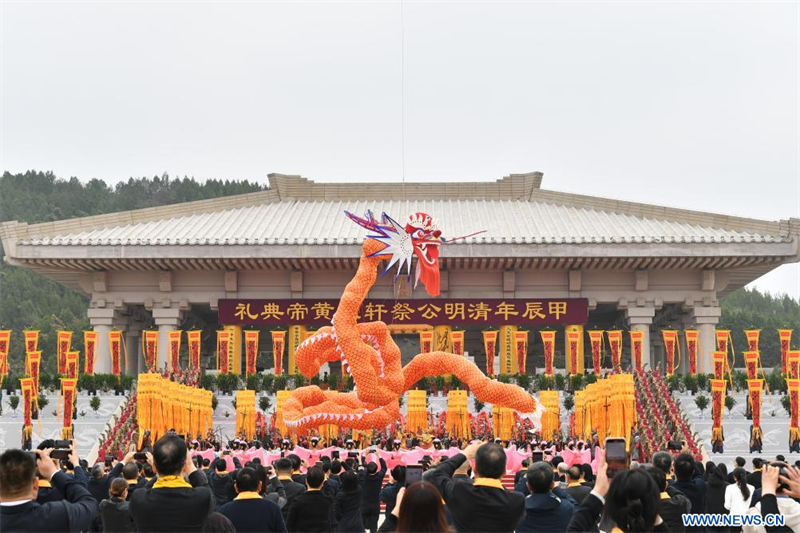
left=1, top=447, right=97, bottom=532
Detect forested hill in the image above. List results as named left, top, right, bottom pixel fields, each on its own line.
left=0, top=170, right=267, bottom=373
left=0, top=171, right=797, bottom=373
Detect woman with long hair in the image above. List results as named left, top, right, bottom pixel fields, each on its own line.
left=378, top=482, right=450, bottom=533
left=336, top=469, right=365, bottom=533
left=568, top=459, right=669, bottom=532
left=705, top=463, right=730, bottom=532
left=725, top=467, right=755, bottom=529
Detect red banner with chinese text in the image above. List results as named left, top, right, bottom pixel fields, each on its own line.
left=748, top=379, right=763, bottom=431
left=713, top=351, right=726, bottom=380
left=449, top=331, right=465, bottom=356
left=685, top=330, right=700, bottom=375
left=61, top=378, right=77, bottom=440
left=483, top=331, right=498, bottom=376
left=790, top=351, right=800, bottom=380
left=0, top=331, right=10, bottom=379
left=187, top=331, right=202, bottom=369
left=84, top=331, right=98, bottom=375
left=168, top=330, right=182, bottom=371
left=515, top=331, right=528, bottom=374
left=219, top=298, right=589, bottom=326
left=780, top=330, right=793, bottom=375
left=744, top=351, right=759, bottom=380
left=745, top=330, right=761, bottom=352
left=711, top=378, right=726, bottom=437
left=541, top=331, right=556, bottom=377
left=607, top=330, right=622, bottom=372
left=244, top=330, right=259, bottom=376
left=662, top=330, right=679, bottom=376
left=21, top=377, right=33, bottom=438
left=109, top=332, right=124, bottom=376
left=57, top=331, right=72, bottom=374
left=66, top=352, right=79, bottom=379
left=217, top=331, right=231, bottom=375
left=271, top=331, right=285, bottom=375
left=23, top=331, right=39, bottom=356
left=26, top=351, right=41, bottom=399
left=566, top=331, right=581, bottom=375
left=420, top=331, right=434, bottom=354
left=789, top=379, right=800, bottom=435
left=57, top=331, right=72, bottom=375
left=588, top=330, right=603, bottom=375
left=142, top=330, right=158, bottom=372
left=630, top=330, right=644, bottom=372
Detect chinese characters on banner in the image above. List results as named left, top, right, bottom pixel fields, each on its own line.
left=187, top=331, right=202, bottom=369
left=23, top=331, right=39, bottom=355
left=482, top=331, right=498, bottom=377
left=587, top=330, right=603, bottom=375
left=143, top=331, right=158, bottom=372
left=109, top=332, right=124, bottom=377
left=711, top=379, right=726, bottom=445
left=745, top=329, right=761, bottom=352
left=514, top=331, right=528, bottom=374
left=66, top=351, right=79, bottom=379
left=685, top=330, right=700, bottom=376
left=713, top=351, right=726, bottom=380
left=419, top=331, right=434, bottom=353
left=244, top=330, right=259, bottom=376
left=744, top=351, right=760, bottom=380
left=540, top=331, right=556, bottom=377
left=271, top=331, right=286, bottom=374
left=61, top=378, right=77, bottom=440
left=21, top=377, right=33, bottom=440
left=0, top=331, right=9, bottom=387
left=606, top=330, right=622, bottom=372
left=168, top=331, right=182, bottom=371
left=219, top=298, right=589, bottom=326
left=662, top=330, right=679, bottom=376
left=26, top=351, right=41, bottom=400
left=779, top=330, right=793, bottom=375
left=217, top=331, right=231, bottom=375
left=789, top=379, right=800, bottom=446
left=84, top=331, right=98, bottom=375
left=449, top=331, right=465, bottom=356
left=56, top=331, right=72, bottom=375
left=629, top=330, right=644, bottom=372
left=566, top=331, right=581, bottom=375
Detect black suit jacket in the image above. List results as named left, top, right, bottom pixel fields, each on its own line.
left=37, top=466, right=88, bottom=504
left=1, top=470, right=98, bottom=533
left=424, top=453, right=525, bottom=532
left=287, top=490, right=333, bottom=532
left=129, top=470, right=214, bottom=532
left=89, top=463, right=124, bottom=503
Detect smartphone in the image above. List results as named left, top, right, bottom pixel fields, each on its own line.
left=532, top=451, right=544, bottom=463
left=51, top=449, right=71, bottom=461
left=348, top=452, right=359, bottom=459
left=134, top=452, right=148, bottom=461
left=331, top=451, right=340, bottom=460
left=605, top=437, right=628, bottom=478
left=406, top=464, right=423, bottom=485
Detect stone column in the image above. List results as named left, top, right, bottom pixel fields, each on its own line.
left=152, top=308, right=184, bottom=372
left=125, top=325, right=142, bottom=376
left=689, top=306, right=722, bottom=375
left=87, top=308, right=118, bottom=375
left=626, top=306, right=655, bottom=370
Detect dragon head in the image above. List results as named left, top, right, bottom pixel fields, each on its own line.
left=345, top=210, right=443, bottom=296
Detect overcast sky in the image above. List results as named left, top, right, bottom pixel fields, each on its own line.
left=2, top=1, right=798, bottom=298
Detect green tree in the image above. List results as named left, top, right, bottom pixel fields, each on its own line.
left=37, top=395, right=49, bottom=415
left=695, top=394, right=709, bottom=417
left=211, top=395, right=218, bottom=412
left=474, top=399, right=485, bottom=413
left=90, top=395, right=101, bottom=417
left=8, top=394, right=19, bottom=416
left=782, top=394, right=791, bottom=414
left=725, top=395, right=737, bottom=414
left=563, top=394, right=575, bottom=412
left=259, top=395, right=271, bottom=414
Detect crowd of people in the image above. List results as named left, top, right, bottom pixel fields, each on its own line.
left=6, top=432, right=800, bottom=533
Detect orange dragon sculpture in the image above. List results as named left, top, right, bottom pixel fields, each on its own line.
left=283, top=211, right=542, bottom=431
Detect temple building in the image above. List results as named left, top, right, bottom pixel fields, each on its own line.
left=2, top=172, right=798, bottom=376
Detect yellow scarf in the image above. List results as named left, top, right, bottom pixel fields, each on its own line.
left=216, top=471, right=229, bottom=476
left=660, top=491, right=670, bottom=500
left=474, top=478, right=505, bottom=490
left=567, top=482, right=583, bottom=488
left=235, top=491, right=263, bottom=500
left=126, top=479, right=139, bottom=485
left=277, top=476, right=293, bottom=481
left=38, top=480, right=52, bottom=488
left=153, top=475, right=191, bottom=489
